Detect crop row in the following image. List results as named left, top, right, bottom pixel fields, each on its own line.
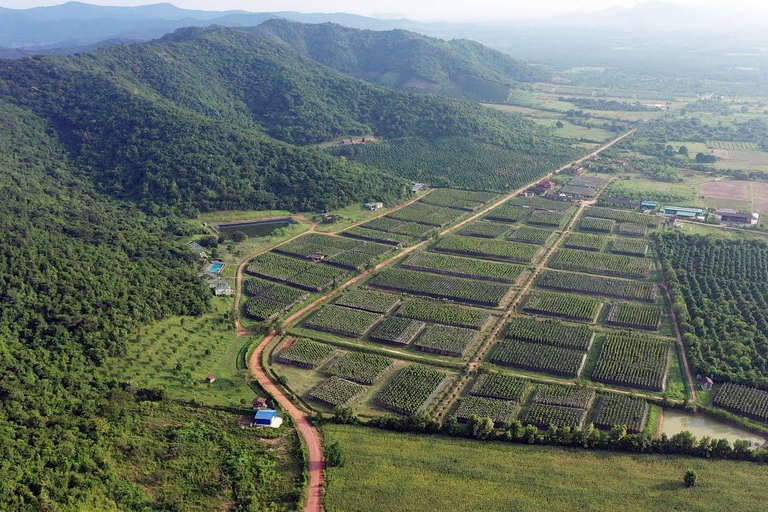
left=244, top=297, right=290, bottom=322
left=243, top=277, right=309, bottom=320
left=617, top=223, right=648, bottom=237
left=395, top=299, right=491, bottom=330
left=537, top=270, right=658, bottom=302
left=611, top=238, right=649, bottom=257
left=401, top=251, right=525, bottom=283
left=309, top=377, right=367, bottom=407
left=375, top=365, right=447, bottom=415
left=362, top=216, right=436, bottom=238
left=431, top=234, right=540, bottom=263
left=485, top=204, right=530, bottom=223
left=369, top=317, right=426, bottom=345
left=505, top=316, right=593, bottom=350
left=523, top=404, right=587, bottom=430
left=713, top=383, right=768, bottom=422
left=508, top=226, right=555, bottom=245
left=458, top=220, right=512, bottom=239
left=490, top=339, right=586, bottom=378
left=564, top=233, right=604, bottom=251
left=323, top=352, right=394, bottom=385
left=522, top=290, right=602, bottom=322
left=528, top=209, right=568, bottom=227
left=532, top=384, right=596, bottom=409
left=584, top=206, right=662, bottom=227
left=549, top=248, right=653, bottom=279
left=592, top=394, right=649, bottom=433
left=304, top=305, right=383, bottom=337
left=246, top=252, right=348, bottom=291
left=335, top=289, right=401, bottom=313
left=387, top=202, right=465, bottom=226
left=606, top=301, right=663, bottom=331
left=455, top=396, right=518, bottom=425
left=368, top=268, right=512, bottom=307
left=276, top=338, right=334, bottom=369
left=413, top=324, right=478, bottom=357
left=507, top=196, right=574, bottom=212
left=470, top=374, right=532, bottom=402
left=579, top=217, right=615, bottom=233
left=592, top=333, right=671, bottom=391
left=420, top=189, right=498, bottom=211
left=342, top=226, right=416, bottom=246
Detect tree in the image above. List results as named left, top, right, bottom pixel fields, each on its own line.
left=198, top=235, right=219, bottom=248
left=325, top=442, right=345, bottom=467
left=684, top=470, right=698, bottom=488
left=555, top=120, right=564, bottom=129
left=230, top=230, right=246, bottom=243
left=467, top=415, right=495, bottom=439
left=678, top=145, right=689, bottom=156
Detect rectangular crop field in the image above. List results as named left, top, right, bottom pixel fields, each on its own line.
left=414, top=324, right=478, bottom=357
left=528, top=210, right=568, bottom=227
left=368, top=268, right=513, bottom=307
left=470, top=374, right=532, bottom=401
left=490, top=339, right=586, bottom=378
left=335, top=289, right=401, bottom=313
left=341, top=226, right=415, bottom=246
left=522, top=290, right=602, bottom=322
left=431, top=235, right=541, bottom=263
left=523, top=404, right=587, bottom=429
left=455, top=396, right=518, bottom=425
left=368, top=317, right=426, bottom=345
left=564, top=233, right=604, bottom=251
left=324, top=352, right=394, bottom=385
left=579, top=217, right=615, bottom=233
left=713, top=383, right=768, bottom=423
left=549, top=248, right=653, bottom=279
left=394, top=299, right=491, bottom=330
left=504, top=316, right=593, bottom=350
left=458, top=220, right=511, bottom=239
left=276, top=338, right=334, bottom=369
left=507, top=196, right=574, bottom=211
left=618, top=223, right=648, bottom=237
left=303, top=305, right=383, bottom=338
left=508, top=226, right=555, bottom=245
left=420, top=189, right=497, bottom=211
left=375, top=365, right=447, bottom=415
left=387, top=202, right=465, bottom=227
left=485, top=204, right=529, bottom=223
left=537, top=270, right=657, bottom=302
left=309, top=377, right=366, bottom=407
left=610, top=238, right=649, bottom=257
left=532, top=384, right=596, bottom=409
left=591, top=333, right=671, bottom=391
left=401, top=251, right=525, bottom=283
left=605, top=302, right=663, bottom=330
left=246, top=252, right=348, bottom=291
left=592, top=394, right=649, bottom=433
left=583, top=207, right=662, bottom=227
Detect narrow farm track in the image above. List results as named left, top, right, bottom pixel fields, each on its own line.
left=660, top=271, right=698, bottom=402
left=237, top=129, right=636, bottom=510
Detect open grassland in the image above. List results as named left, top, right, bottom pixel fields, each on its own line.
left=323, top=424, right=768, bottom=512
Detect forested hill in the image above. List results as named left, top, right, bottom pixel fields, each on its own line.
left=249, top=20, right=549, bottom=102
left=0, top=24, right=571, bottom=212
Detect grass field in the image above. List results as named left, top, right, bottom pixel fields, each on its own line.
left=109, top=298, right=256, bottom=408
left=323, top=424, right=768, bottom=512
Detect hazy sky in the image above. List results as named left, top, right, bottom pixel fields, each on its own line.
left=2, top=0, right=766, bottom=22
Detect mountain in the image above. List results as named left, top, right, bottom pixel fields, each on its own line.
left=250, top=20, right=548, bottom=101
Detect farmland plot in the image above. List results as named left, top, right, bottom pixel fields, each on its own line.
left=592, top=394, right=649, bottom=433
left=455, top=396, right=518, bottom=426
left=342, top=226, right=415, bottom=246
left=395, top=299, right=491, bottom=330
left=458, top=220, right=512, bottom=239
left=431, top=235, right=541, bottom=263
left=591, top=333, right=671, bottom=391
left=490, top=339, right=586, bottom=378
left=505, top=316, right=594, bottom=350
left=618, top=223, right=648, bottom=237
left=324, top=352, right=394, bottom=385
left=368, top=268, right=513, bottom=307
left=507, top=196, right=574, bottom=212
left=387, top=202, right=465, bottom=227
left=579, top=217, right=615, bottom=233
left=401, top=251, right=525, bottom=283
left=335, top=289, right=401, bottom=314
left=713, top=383, right=768, bottom=423
left=605, top=302, right=663, bottom=331
left=610, top=238, right=649, bottom=257
left=583, top=207, right=662, bottom=227
left=470, top=374, right=532, bottom=401
left=420, top=189, right=498, bottom=211
left=528, top=210, right=568, bottom=228
left=537, top=270, right=657, bottom=302
left=376, top=365, right=448, bottom=415
left=549, top=249, right=653, bottom=279
left=485, top=204, right=530, bottom=223
left=522, top=290, right=602, bottom=322
left=508, top=226, right=555, bottom=245
left=246, top=252, right=348, bottom=291
left=523, top=404, right=588, bottom=430
left=368, top=317, right=426, bottom=345
left=304, top=305, right=383, bottom=337
left=564, top=233, right=604, bottom=251
left=276, top=338, right=334, bottom=369
left=309, top=377, right=366, bottom=407
left=414, top=324, right=478, bottom=357
left=532, top=385, right=596, bottom=409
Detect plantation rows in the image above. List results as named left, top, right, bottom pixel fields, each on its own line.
left=505, top=316, right=593, bottom=350
left=387, top=201, right=466, bottom=227
left=470, top=374, right=532, bottom=401
left=528, top=209, right=568, bottom=227
left=304, top=305, right=383, bottom=337
left=508, top=226, right=555, bottom=245
left=579, top=217, right=615, bottom=233
left=360, top=216, right=436, bottom=239
left=431, top=235, right=541, bottom=263
left=335, top=289, right=401, bottom=313
left=455, top=396, right=518, bottom=425
left=324, top=352, right=394, bottom=385
left=421, top=189, right=498, bottom=211
left=584, top=206, right=662, bottom=227
left=490, top=339, right=586, bottom=378
left=485, top=204, right=529, bottom=223
left=309, top=377, right=366, bottom=407
left=413, top=324, right=478, bottom=358
left=537, top=270, right=658, bottom=302
left=549, top=248, right=653, bottom=279
left=507, top=196, right=574, bottom=212
left=368, top=268, right=512, bottom=307
left=611, top=238, right=649, bottom=257
left=606, top=302, right=663, bottom=331
left=342, top=226, right=416, bottom=246
left=376, top=365, right=447, bottom=415
left=592, top=333, right=671, bottom=391
left=592, top=394, right=649, bottom=433
left=458, top=220, right=512, bottom=239
left=523, top=403, right=587, bottom=430
left=395, top=299, right=491, bottom=330
left=532, top=385, right=596, bottom=409
left=369, top=317, right=426, bottom=345
left=564, top=233, right=604, bottom=251
left=522, top=290, right=602, bottom=322
left=276, top=233, right=392, bottom=270
left=401, top=251, right=525, bottom=283
left=246, top=252, right=348, bottom=291
left=713, top=383, right=768, bottom=423
left=243, top=277, right=310, bottom=320
left=618, top=223, right=648, bottom=237
left=276, top=338, right=334, bottom=369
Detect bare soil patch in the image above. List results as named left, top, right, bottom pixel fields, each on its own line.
left=700, top=180, right=749, bottom=201
left=752, top=182, right=768, bottom=213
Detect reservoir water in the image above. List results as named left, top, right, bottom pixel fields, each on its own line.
left=662, top=409, right=765, bottom=447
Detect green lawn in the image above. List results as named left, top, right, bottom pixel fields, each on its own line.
left=108, top=298, right=257, bottom=408
left=323, top=424, right=768, bottom=512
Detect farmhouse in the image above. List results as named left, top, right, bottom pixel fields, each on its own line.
left=715, top=209, right=759, bottom=226
left=206, top=375, right=216, bottom=383
left=640, top=201, right=658, bottom=211
left=252, top=397, right=268, bottom=409
left=253, top=409, right=283, bottom=428
left=660, top=206, right=703, bottom=219
left=207, top=276, right=233, bottom=296
left=412, top=183, right=426, bottom=193
left=308, top=252, right=327, bottom=262
left=365, top=202, right=384, bottom=211
left=697, top=375, right=714, bottom=391
left=539, top=180, right=556, bottom=189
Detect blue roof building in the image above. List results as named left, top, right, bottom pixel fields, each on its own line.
left=661, top=206, right=704, bottom=216
left=254, top=409, right=282, bottom=428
